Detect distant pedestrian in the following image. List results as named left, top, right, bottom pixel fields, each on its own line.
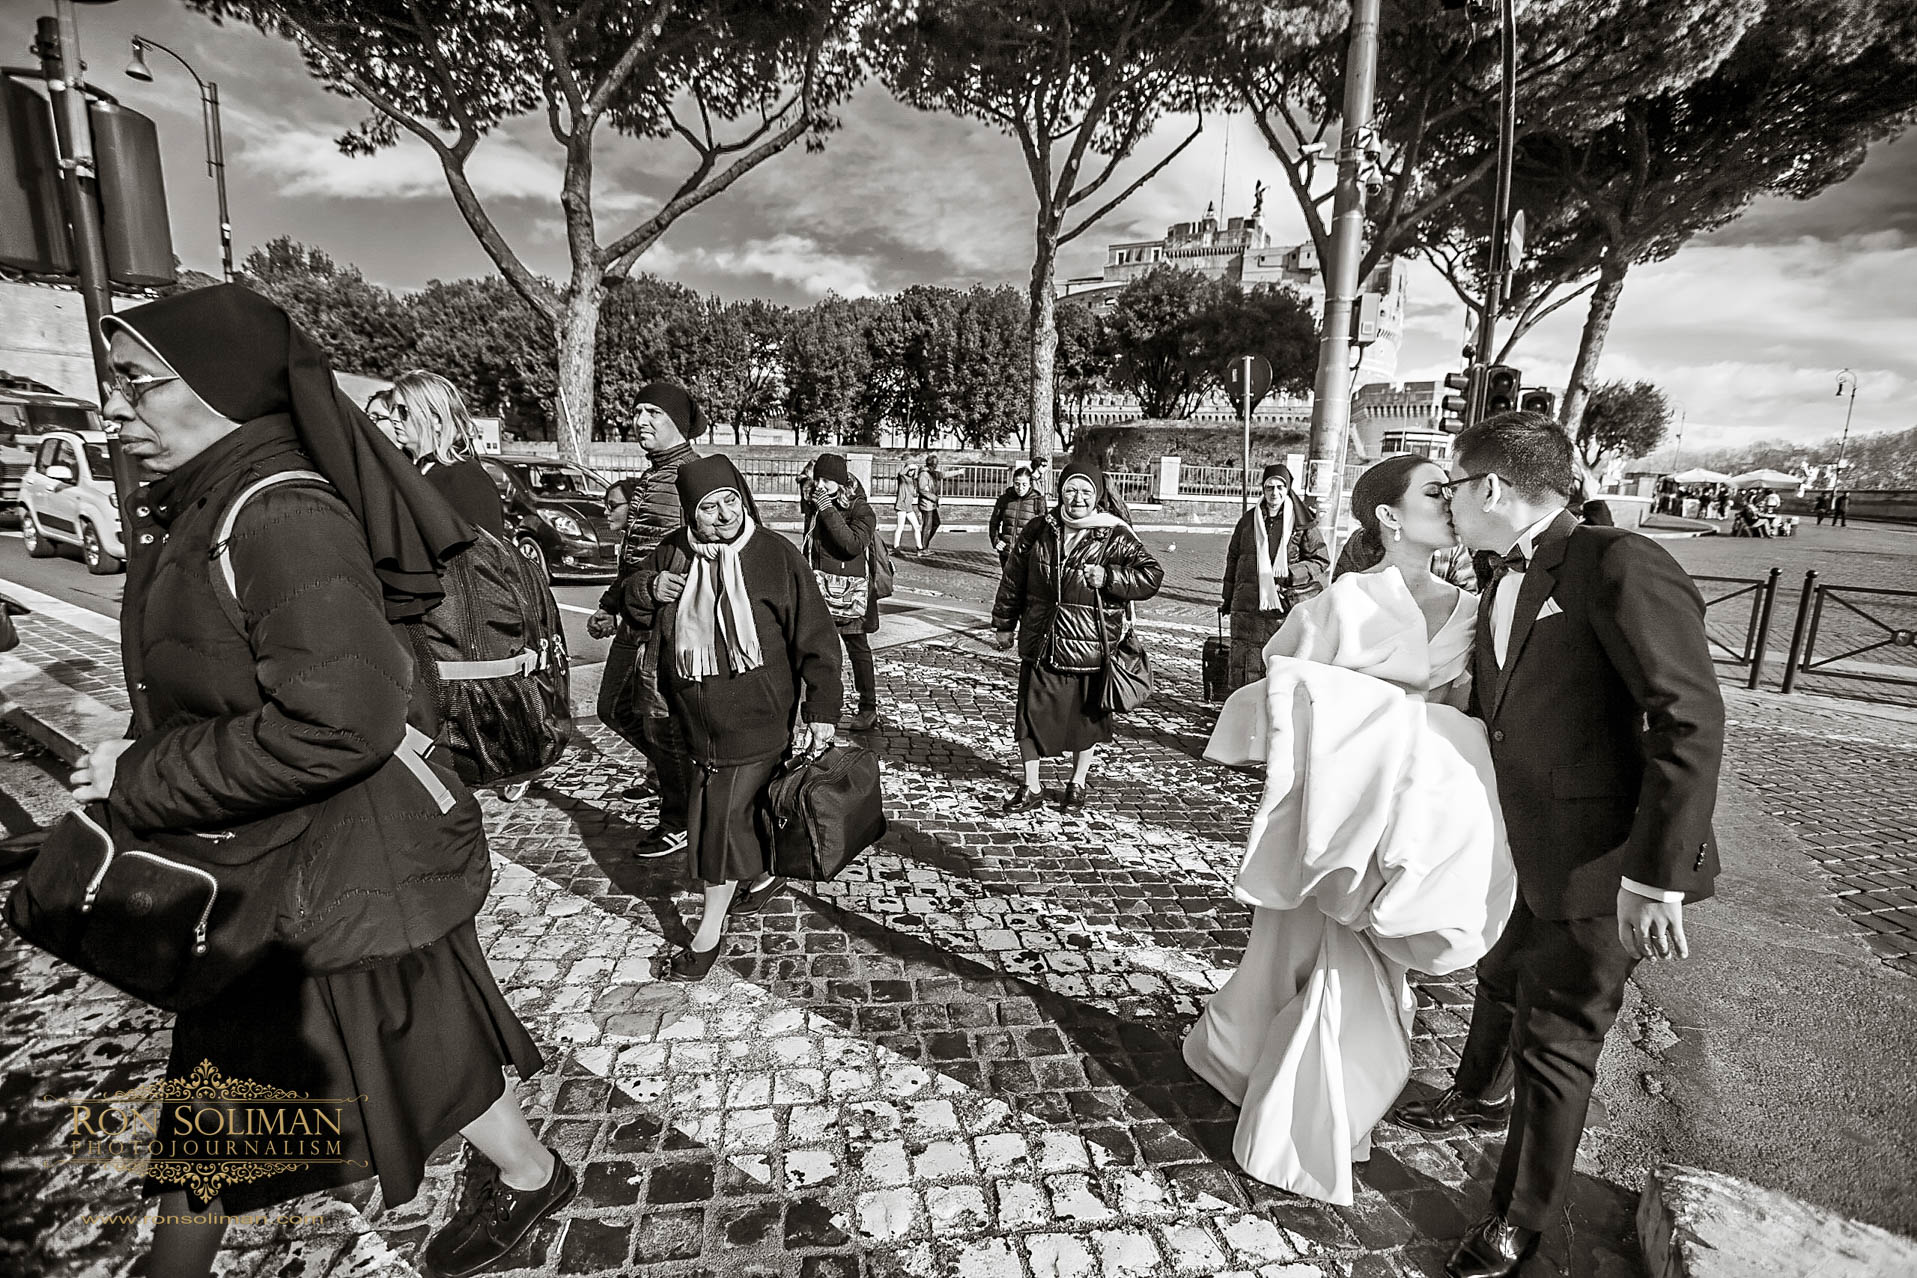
left=991, top=459, right=1164, bottom=812
left=1221, top=464, right=1329, bottom=692
left=1834, top=490, right=1850, bottom=527
left=1813, top=491, right=1832, bottom=525
left=1713, top=486, right=1731, bottom=520
left=588, top=382, right=704, bottom=849
left=989, top=463, right=1046, bottom=561
left=804, top=452, right=882, bottom=732
left=892, top=464, right=924, bottom=553
left=386, top=370, right=506, bottom=539
left=646, top=455, right=843, bottom=980
left=916, top=454, right=944, bottom=549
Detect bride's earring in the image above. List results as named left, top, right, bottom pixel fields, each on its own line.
left=1391, top=524, right=1403, bottom=542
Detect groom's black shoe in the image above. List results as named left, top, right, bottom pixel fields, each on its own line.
left=1391, top=1085, right=1511, bottom=1135
left=1445, top=1213, right=1539, bottom=1278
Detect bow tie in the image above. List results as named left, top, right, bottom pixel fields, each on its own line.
left=1492, top=548, right=1529, bottom=575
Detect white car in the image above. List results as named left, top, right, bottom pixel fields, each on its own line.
left=21, top=430, right=125, bottom=574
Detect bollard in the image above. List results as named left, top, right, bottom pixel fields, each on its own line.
left=1746, top=566, right=1782, bottom=689
left=1780, top=570, right=1817, bottom=695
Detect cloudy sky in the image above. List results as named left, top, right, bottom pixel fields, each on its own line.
left=48, top=0, right=1915, bottom=454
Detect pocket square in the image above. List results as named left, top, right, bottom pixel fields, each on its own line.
left=1537, top=597, right=1564, bottom=620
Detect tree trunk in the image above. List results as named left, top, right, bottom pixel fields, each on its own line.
left=1559, top=259, right=1629, bottom=437
left=1028, top=235, right=1059, bottom=464
left=553, top=276, right=605, bottom=465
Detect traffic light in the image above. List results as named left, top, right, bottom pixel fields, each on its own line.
left=1441, top=366, right=1476, bottom=433
left=1481, top=365, right=1521, bottom=417
left=1520, top=388, right=1558, bottom=417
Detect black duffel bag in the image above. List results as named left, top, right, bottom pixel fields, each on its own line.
left=767, top=742, right=887, bottom=881
left=6, top=802, right=307, bottom=1011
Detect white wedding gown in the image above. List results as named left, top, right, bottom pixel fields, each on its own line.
left=1184, top=566, right=1516, bottom=1205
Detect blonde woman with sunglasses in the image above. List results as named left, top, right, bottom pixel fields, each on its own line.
left=384, top=371, right=505, bottom=538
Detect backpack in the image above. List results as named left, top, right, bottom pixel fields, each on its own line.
left=211, top=470, right=573, bottom=787
left=869, top=532, right=895, bottom=599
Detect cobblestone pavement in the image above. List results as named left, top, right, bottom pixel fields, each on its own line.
left=1717, top=689, right=1917, bottom=978
left=3, top=527, right=1914, bottom=1276
left=2, top=621, right=1642, bottom=1278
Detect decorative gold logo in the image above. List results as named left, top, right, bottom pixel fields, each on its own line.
left=43, top=1060, right=367, bottom=1199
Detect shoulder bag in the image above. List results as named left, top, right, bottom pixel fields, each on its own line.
left=1090, top=532, right=1154, bottom=714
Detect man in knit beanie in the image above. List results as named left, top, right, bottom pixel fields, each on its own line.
left=588, top=380, right=706, bottom=856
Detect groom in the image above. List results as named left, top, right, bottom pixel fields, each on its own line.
left=1397, top=412, right=1724, bottom=1278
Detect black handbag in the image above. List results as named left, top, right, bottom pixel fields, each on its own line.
left=1093, top=600, right=1154, bottom=714
left=767, top=742, right=887, bottom=881
left=1202, top=614, right=1231, bottom=702
left=5, top=801, right=308, bottom=1011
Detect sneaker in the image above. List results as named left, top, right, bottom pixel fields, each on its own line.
left=500, top=781, right=532, bottom=803
left=424, top=1150, right=577, bottom=1277
left=619, top=783, right=651, bottom=801
left=634, top=827, right=688, bottom=859
left=847, top=706, right=879, bottom=732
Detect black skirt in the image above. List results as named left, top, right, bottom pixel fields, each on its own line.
left=1016, top=659, right=1112, bottom=757
left=145, top=921, right=543, bottom=1214
left=687, top=754, right=781, bottom=885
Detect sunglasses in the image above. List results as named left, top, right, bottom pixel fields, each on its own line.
left=106, top=370, right=179, bottom=407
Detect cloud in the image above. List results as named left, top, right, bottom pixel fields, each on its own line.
left=651, top=234, right=883, bottom=298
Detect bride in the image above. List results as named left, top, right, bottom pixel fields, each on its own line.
left=1185, top=455, right=1517, bottom=1205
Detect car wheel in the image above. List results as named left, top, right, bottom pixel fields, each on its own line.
left=23, top=513, right=56, bottom=558
left=82, top=522, right=122, bottom=575
left=516, top=537, right=551, bottom=583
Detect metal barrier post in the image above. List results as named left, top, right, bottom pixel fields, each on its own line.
left=1780, top=569, right=1817, bottom=695
left=1746, top=566, right=1781, bottom=689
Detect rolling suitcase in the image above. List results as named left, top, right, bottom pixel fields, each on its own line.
left=1202, top=616, right=1231, bottom=702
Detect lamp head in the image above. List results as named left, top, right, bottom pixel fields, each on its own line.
left=125, top=39, right=154, bottom=82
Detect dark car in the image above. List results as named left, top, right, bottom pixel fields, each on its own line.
left=478, top=455, right=620, bottom=582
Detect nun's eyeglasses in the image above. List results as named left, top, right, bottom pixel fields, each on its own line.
left=106, top=370, right=180, bottom=407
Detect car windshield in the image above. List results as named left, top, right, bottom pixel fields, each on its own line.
left=518, top=464, right=602, bottom=497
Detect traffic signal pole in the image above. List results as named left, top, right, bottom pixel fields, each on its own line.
left=35, top=4, right=144, bottom=563
left=1302, top=0, right=1381, bottom=557
left=1473, top=0, right=1519, bottom=378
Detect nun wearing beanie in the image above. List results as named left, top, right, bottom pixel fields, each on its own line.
left=990, top=458, right=1164, bottom=811
left=644, top=454, right=844, bottom=979
left=802, top=452, right=883, bottom=731
left=1220, top=461, right=1328, bottom=692
left=78, top=285, right=568, bottom=1278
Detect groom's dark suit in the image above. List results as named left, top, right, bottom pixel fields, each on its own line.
left=1456, top=509, right=1722, bottom=1232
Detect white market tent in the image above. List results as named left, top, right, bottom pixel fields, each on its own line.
left=1731, top=468, right=1802, bottom=488
left=1669, top=467, right=1731, bottom=484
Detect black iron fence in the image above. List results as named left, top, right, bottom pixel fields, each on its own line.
left=1780, top=572, right=1917, bottom=696
left=1697, top=569, right=1783, bottom=690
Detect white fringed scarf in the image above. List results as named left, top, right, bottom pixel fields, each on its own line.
left=1253, top=495, right=1296, bottom=611
left=674, top=517, right=764, bottom=680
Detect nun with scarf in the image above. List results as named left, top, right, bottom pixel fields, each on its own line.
left=70, top=285, right=568, bottom=1278
left=990, top=459, right=1164, bottom=811
left=644, top=455, right=844, bottom=980
left=1220, top=462, right=1329, bottom=692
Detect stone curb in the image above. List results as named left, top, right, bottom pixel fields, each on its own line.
left=1638, top=1164, right=1917, bottom=1277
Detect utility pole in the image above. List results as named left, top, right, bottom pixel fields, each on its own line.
left=1302, top=0, right=1381, bottom=531
left=1474, top=0, right=1519, bottom=371
left=35, top=3, right=143, bottom=553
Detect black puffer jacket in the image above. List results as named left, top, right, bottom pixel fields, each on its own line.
left=114, top=417, right=488, bottom=973
left=802, top=484, right=880, bottom=634
left=993, top=515, right=1164, bottom=673
left=603, top=441, right=698, bottom=630
left=989, top=485, right=1047, bottom=551
left=1221, top=496, right=1328, bottom=614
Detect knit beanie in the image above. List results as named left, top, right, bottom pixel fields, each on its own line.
left=814, top=453, right=851, bottom=486
left=635, top=381, right=708, bottom=441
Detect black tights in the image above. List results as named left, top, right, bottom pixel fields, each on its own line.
left=842, top=631, right=876, bottom=710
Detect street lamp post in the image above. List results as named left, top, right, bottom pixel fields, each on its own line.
left=126, top=35, right=231, bottom=281
left=1834, top=369, right=1858, bottom=475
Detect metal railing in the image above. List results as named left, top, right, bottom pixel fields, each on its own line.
left=1696, top=569, right=1782, bottom=690
left=1178, top=464, right=1250, bottom=500
left=1780, top=572, right=1917, bottom=695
